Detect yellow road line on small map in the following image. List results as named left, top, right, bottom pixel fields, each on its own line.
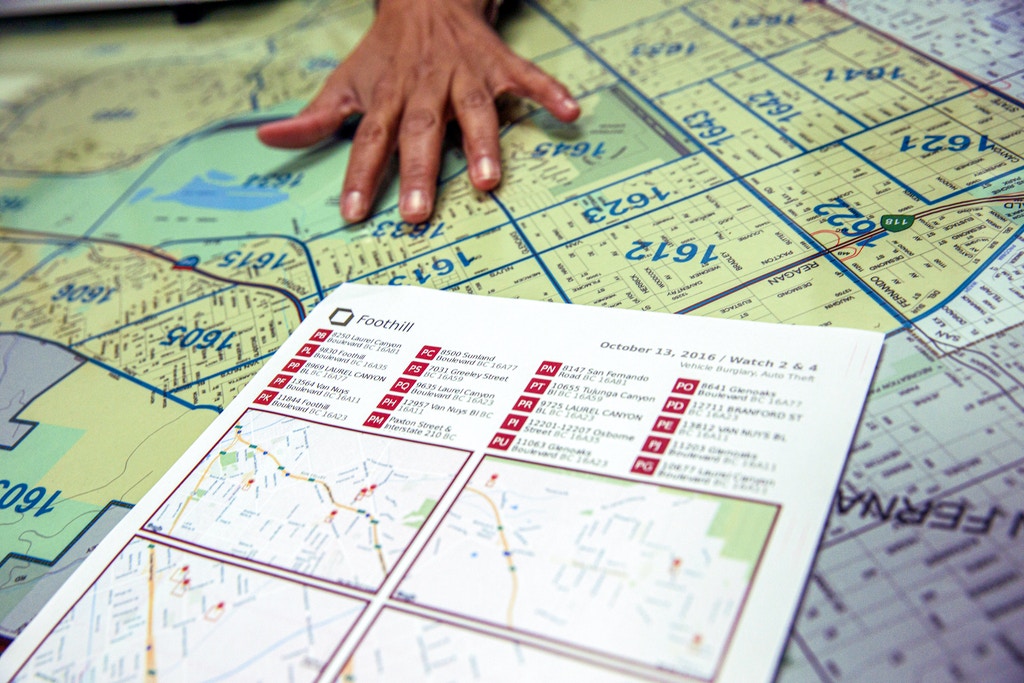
left=465, top=486, right=519, bottom=627
left=170, top=428, right=389, bottom=574
left=146, top=544, right=158, bottom=682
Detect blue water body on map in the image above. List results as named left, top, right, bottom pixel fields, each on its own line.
left=153, top=171, right=288, bottom=211
left=130, top=187, right=154, bottom=203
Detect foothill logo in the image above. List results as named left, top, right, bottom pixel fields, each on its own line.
left=329, top=308, right=354, bottom=326
left=328, top=307, right=415, bottom=333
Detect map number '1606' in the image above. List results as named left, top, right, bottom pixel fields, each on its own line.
left=0, top=482, right=60, bottom=517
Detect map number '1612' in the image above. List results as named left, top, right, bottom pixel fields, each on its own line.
left=626, top=240, right=718, bottom=264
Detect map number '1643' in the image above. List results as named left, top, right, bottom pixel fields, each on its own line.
left=682, top=111, right=734, bottom=147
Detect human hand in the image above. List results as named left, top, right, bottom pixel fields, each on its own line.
left=257, top=0, right=580, bottom=224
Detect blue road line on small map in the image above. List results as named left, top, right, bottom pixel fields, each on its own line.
left=171, top=351, right=277, bottom=393
left=68, top=285, right=237, bottom=349
left=492, top=193, right=572, bottom=303
left=198, top=608, right=364, bottom=682
left=907, top=222, right=1024, bottom=327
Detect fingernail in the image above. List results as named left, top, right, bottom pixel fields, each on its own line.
left=401, top=190, right=429, bottom=218
left=342, top=191, right=366, bottom=220
left=475, top=156, right=500, bottom=184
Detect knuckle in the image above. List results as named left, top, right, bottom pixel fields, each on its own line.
left=459, top=88, right=492, bottom=111
left=401, top=161, right=434, bottom=183
left=401, top=108, right=440, bottom=136
left=370, top=77, right=397, bottom=104
left=355, top=119, right=390, bottom=147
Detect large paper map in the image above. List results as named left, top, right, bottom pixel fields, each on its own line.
left=0, top=0, right=1022, bottom=679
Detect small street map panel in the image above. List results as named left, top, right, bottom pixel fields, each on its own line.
left=0, top=0, right=1022, bottom=681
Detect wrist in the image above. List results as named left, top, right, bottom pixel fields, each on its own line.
left=375, top=0, right=501, bottom=23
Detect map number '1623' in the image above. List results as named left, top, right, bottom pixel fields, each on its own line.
left=583, top=187, right=670, bottom=224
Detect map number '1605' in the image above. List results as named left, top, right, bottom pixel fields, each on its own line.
left=160, top=326, right=236, bottom=351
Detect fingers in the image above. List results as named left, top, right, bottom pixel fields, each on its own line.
left=452, top=79, right=502, bottom=191
left=257, top=81, right=361, bottom=149
left=396, top=94, right=448, bottom=223
left=505, top=59, right=580, bottom=123
left=340, top=114, right=399, bottom=222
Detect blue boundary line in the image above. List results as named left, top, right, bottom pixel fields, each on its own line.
left=708, top=79, right=807, bottom=152
left=906, top=223, right=1024, bottom=326
left=678, top=4, right=868, bottom=130
left=170, top=350, right=277, bottom=393
left=841, top=140, right=1024, bottom=206
left=86, top=355, right=222, bottom=412
left=523, top=0, right=904, bottom=323
left=0, top=500, right=133, bottom=571
left=155, top=233, right=326, bottom=302
left=69, top=285, right=237, bottom=349
left=491, top=192, right=571, bottom=303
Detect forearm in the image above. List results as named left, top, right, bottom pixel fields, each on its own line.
left=376, top=0, right=501, bottom=23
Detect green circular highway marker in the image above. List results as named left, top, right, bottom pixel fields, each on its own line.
left=880, top=214, right=915, bottom=232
